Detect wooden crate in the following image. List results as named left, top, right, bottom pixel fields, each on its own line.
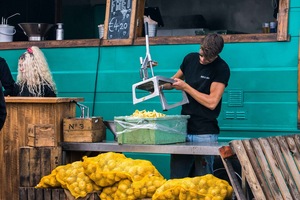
left=63, top=130, right=105, bottom=142
left=219, top=134, right=300, bottom=200
left=19, top=188, right=100, bottom=200
left=27, top=124, right=55, bottom=147
left=19, top=146, right=62, bottom=187
left=63, top=117, right=105, bottom=142
left=63, top=117, right=104, bottom=131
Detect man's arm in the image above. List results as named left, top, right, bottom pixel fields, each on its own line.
left=172, top=69, right=184, bottom=79
left=172, top=78, right=225, bottom=110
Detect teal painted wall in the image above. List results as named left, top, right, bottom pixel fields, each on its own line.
left=1, top=0, right=299, bottom=179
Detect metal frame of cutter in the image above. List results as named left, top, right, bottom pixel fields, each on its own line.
left=132, top=22, right=189, bottom=111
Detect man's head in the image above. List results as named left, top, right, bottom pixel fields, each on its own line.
left=199, top=33, right=224, bottom=65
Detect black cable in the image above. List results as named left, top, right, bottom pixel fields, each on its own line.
left=92, top=39, right=101, bottom=116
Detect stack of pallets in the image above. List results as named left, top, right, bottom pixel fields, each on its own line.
left=219, top=134, right=300, bottom=200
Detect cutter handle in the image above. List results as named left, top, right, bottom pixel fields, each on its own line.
left=144, top=22, right=149, bottom=36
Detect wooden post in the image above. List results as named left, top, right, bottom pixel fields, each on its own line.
left=277, top=0, right=290, bottom=41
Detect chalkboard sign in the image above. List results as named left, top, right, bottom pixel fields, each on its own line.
left=105, top=0, right=133, bottom=39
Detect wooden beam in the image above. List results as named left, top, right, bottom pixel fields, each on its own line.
left=220, top=156, right=247, bottom=200
left=277, top=0, right=289, bottom=41
left=231, top=140, right=267, bottom=200
left=135, top=0, right=146, bottom=37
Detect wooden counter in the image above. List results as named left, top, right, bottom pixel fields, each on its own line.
left=0, top=97, right=83, bottom=200
left=61, top=141, right=227, bottom=165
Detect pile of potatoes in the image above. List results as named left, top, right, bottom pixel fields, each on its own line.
left=36, top=152, right=166, bottom=199
left=82, top=152, right=166, bottom=199
left=131, top=109, right=166, bottom=118
left=152, top=174, right=233, bottom=200
left=36, top=161, right=101, bottom=199
left=36, top=152, right=233, bottom=200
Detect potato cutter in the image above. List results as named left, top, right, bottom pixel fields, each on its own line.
left=132, top=22, right=189, bottom=111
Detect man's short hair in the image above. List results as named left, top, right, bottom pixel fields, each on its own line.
left=200, top=33, right=224, bottom=60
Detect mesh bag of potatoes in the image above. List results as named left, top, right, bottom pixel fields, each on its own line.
left=100, top=174, right=166, bottom=200
left=36, top=161, right=101, bottom=199
left=82, top=152, right=164, bottom=187
left=130, top=174, right=166, bottom=199
left=82, top=152, right=129, bottom=187
left=35, top=166, right=62, bottom=188
left=99, top=181, right=119, bottom=200
left=55, top=161, right=101, bottom=198
left=152, top=174, right=233, bottom=200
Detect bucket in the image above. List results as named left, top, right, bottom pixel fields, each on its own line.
left=148, top=24, right=157, bottom=37
left=98, top=24, right=104, bottom=39
left=0, top=24, right=16, bottom=42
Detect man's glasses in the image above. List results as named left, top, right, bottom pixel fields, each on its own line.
left=199, top=53, right=216, bottom=63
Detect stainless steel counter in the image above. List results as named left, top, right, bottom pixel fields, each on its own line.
left=61, top=141, right=227, bottom=155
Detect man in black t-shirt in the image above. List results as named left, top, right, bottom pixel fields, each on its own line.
left=0, top=81, right=7, bottom=130
left=162, top=33, right=230, bottom=178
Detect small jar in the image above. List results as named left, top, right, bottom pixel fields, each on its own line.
left=270, top=22, right=277, bottom=33
left=262, top=22, right=270, bottom=33
left=56, top=23, right=64, bottom=40
left=98, top=24, right=104, bottom=39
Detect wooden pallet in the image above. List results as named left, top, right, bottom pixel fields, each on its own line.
left=19, top=188, right=100, bottom=200
left=19, top=187, right=152, bottom=200
left=219, top=134, right=300, bottom=200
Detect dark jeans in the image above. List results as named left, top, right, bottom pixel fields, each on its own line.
left=170, top=134, right=218, bottom=178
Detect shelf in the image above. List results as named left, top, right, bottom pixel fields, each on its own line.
left=0, top=33, right=281, bottom=50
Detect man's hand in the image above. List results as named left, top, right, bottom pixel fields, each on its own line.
left=172, top=78, right=187, bottom=91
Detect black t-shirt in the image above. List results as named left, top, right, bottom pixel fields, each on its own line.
left=180, top=52, right=230, bottom=134
left=0, top=81, right=7, bottom=130
left=0, top=57, right=15, bottom=96
left=13, top=83, right=57, bottom=97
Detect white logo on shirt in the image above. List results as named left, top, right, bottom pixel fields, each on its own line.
left=201, top=75, right=210, bottom=80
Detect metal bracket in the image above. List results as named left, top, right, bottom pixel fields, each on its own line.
left=132, top=76, right=189, bottom=111
left=72, top=101, right=90, bottom=118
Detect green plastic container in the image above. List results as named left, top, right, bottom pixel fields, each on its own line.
left=114, top=115, right=190, bottom=144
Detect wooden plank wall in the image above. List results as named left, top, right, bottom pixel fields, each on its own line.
left=0, top=99, right=78, bottom=200
left=19, top=147, right=62, bottom=188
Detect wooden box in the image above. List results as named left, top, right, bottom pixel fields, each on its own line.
left=63, top=117, right=105, bottom=142
left=19, top=146, right=62, bottom=187
left=27, top=124, right=56, bottom=147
